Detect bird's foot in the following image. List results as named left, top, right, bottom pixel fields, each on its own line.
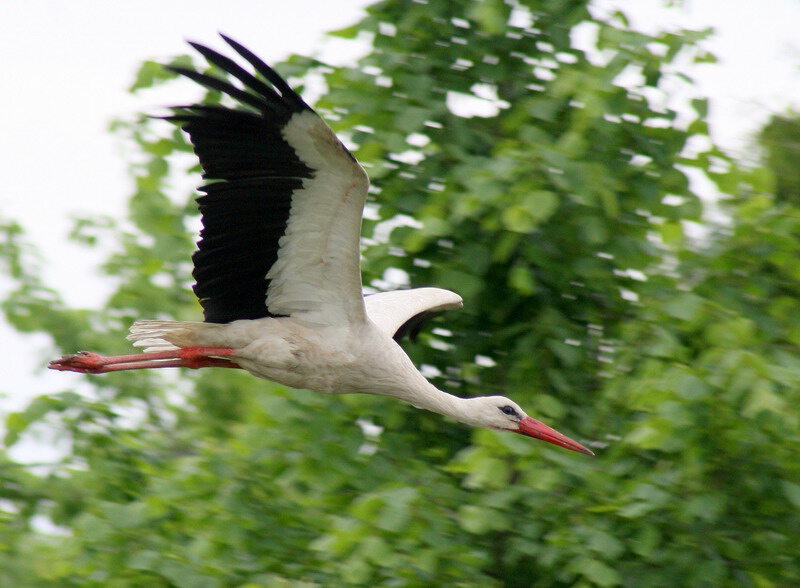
left=49, top=351, right=109, bottom=373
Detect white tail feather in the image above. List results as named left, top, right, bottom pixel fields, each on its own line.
left=127, top=320, right=205, bottom=353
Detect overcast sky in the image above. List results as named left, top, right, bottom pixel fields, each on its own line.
left=2, top=0, right=800, bottom=431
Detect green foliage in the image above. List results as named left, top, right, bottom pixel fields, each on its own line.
left=1, top=0, right=799, bottom=586
left=758, top=113, right=800, bottom=203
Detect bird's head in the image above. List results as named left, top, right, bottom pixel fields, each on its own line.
left=463, top=396, right=594, bottom=456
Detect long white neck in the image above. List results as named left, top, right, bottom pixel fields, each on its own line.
left=364, top=333, right=480, bottom=426
left=382, top=368, right=481, bottom=427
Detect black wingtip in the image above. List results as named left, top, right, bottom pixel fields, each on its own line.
left=187, top=40, right=225, bottom=64
left=186, top=40, right=209, bottom=54
left=217, top=33, right=305, bottom=108
left=218, top=33, right=251, bottom=59
left=218, top=32, right=242, bottom=51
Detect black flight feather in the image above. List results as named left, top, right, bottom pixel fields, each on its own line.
left=392, top=310, right=443, bottom=343
left=165, top=36, right=315, bottom=323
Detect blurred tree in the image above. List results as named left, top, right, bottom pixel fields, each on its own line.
left=758, top=112, right=800, bottom=203
left=1, top=0, right=798, bottom=586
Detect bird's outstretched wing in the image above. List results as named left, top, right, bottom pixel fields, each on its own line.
left=364, top=288, right=463, bottom=342
left=166, top=35, right=369, bottom=326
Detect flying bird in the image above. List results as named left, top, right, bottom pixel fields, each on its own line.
left=49, top=35, right=593, bottom=456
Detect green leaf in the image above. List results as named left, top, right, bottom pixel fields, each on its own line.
left=329, top=24, right=361, bottom=39
left=129, top=60, right=178, bottom=92
left=662, top=293, right=705, bottom=322
left=469, top=0, right=511, bottom=35
left=508, top=263, right=537, bottom=295
left=742, top=380, right=786, bottom=417
left=659, top=221, right=683, bottom=245
left=457, top=504, right=507, bottom=534
left=571, top=557, right=622, bottom=587
left=625, top=418, right=673, bottom=450
left=781, top=481, right=800, bottom=508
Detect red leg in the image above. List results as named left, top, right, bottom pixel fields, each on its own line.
left=48, top=347, right=243, bottom=374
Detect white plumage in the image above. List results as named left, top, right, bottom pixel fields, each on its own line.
left=49, top=35, right=593, bottom=456
left=266, top=109, right=368, bottom=324
left=364, top=288, right=464, bottom=339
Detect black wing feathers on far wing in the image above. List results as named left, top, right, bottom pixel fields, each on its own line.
left=392, top=310, right=442, bottom=343
left=164, top=36, right=314, bottom=323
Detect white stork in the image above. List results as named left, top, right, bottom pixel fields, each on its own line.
left=49, top=35, right=593, bottom=456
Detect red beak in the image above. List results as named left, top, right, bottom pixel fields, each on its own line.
left=515, top=417, right=594, bottom=456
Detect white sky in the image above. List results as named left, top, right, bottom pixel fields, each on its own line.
left=1, top=0, right=800, bottom=424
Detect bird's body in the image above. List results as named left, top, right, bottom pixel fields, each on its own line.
left=49, top=35, right=593, bottom=456
left=129, top=316, right=415, bottom=398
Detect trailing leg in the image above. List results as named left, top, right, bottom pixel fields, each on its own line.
left=48, top=347, right=242, bottom=374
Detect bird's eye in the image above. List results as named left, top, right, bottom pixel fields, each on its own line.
left=499, top=405, right=519, bottom=417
